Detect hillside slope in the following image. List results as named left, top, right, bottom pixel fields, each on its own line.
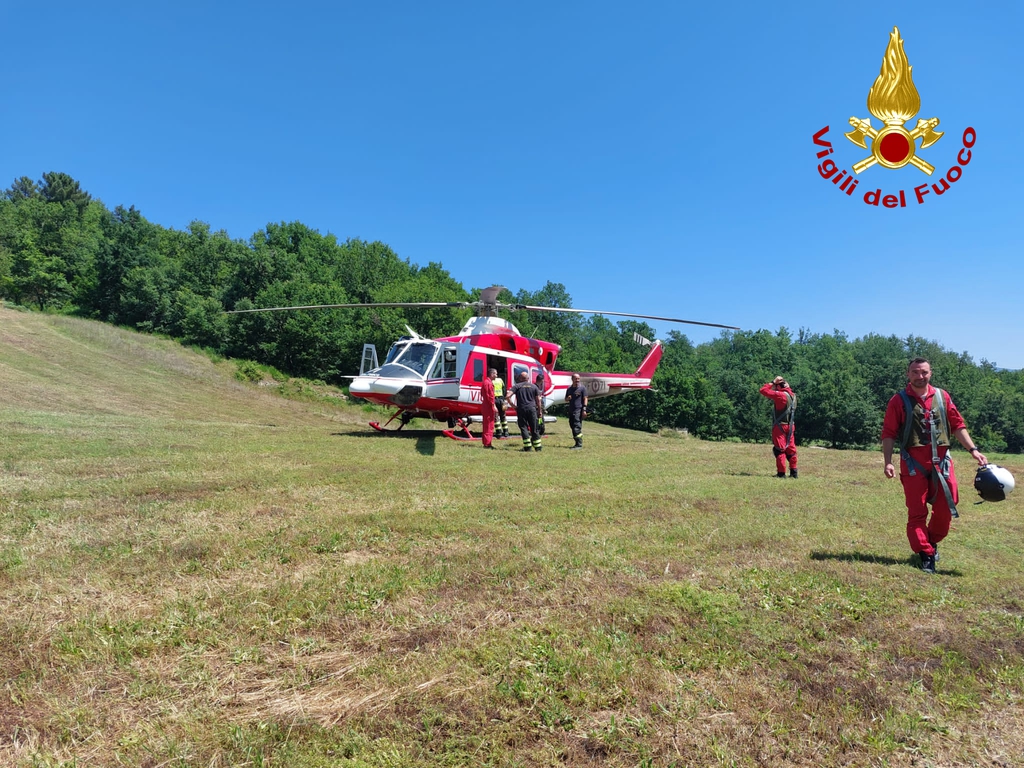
left=0, top=304, right=353, bottom=425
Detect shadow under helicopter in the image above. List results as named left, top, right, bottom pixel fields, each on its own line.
left=810, top=550, right=963, bottom=577
left=333, top=428, right=456, bottom=456
left=334, top=428, right=520, bottom=456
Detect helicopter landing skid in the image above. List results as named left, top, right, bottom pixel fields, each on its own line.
left=442, top=418, right=476, bottom=441
left=441, top=429, right=479, bottom=441
left=369, top=410, right=415, bottom=433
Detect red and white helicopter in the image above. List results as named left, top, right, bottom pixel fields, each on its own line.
left=231, top=286, right=737, bottom=439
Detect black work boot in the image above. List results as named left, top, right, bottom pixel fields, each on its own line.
left=789, top=468, right=798, bottom=479
left=571, top=437, right=583, bottom=450
left=919, top=551, right=937, bottom=574
left=776, top=472, right=786, bottom=479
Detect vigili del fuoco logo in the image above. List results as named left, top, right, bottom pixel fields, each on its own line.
left=812, top=27, right=975, bottom=209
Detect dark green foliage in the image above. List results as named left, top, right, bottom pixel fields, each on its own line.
left=235, top=360, right=265, bottom=382
left=92, top=205, right=167, bottom=325
left=2, top=171, right=1023, bottom=451
left=40, top=171, right=92, bottom=212
left=3, top=176, right=40, bottom=201
left=0, top=189, right=103, bottom=311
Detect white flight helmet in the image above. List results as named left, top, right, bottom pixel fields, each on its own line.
left=974, top=464, right=1015, bottom=502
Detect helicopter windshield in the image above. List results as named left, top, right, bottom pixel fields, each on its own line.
left=383, top=344, right=405, bottom=366
left=388, top=342, right=439, bottom=377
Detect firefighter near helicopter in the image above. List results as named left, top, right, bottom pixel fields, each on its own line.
left=227, top=286, right=738, bottom=440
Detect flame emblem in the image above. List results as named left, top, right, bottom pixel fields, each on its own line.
left=844, top=27, right=943, bottom=175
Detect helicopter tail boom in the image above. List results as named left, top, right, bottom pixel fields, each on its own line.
left=633, top=339, right=664, bottom=380
left=553, top=339, right=665, bottom=400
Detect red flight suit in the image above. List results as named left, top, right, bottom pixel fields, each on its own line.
left=481, top=375, right=496, bottom=448
left=881, top=385, right=965, bottom=555
left=759, top=383, right=797, bottom=473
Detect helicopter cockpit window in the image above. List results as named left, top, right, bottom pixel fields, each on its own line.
left=392, top=342, right=439, bottom=376
left=383, top=342, right=408, bottom=366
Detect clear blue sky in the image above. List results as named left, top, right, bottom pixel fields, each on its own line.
left=5, top=2, right=1023, bottom=367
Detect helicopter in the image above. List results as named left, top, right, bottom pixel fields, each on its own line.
left=228, top=286, right=738, bottom=439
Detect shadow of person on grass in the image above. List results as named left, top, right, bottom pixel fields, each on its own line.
left=810, top=550, right=963, bottom=577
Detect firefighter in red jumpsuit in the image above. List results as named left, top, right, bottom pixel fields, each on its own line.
left=481, top=369, right=497, bottom=449
left=881, top=358, right=987, bottom=573
left=760, top=376, right=798, bottom=478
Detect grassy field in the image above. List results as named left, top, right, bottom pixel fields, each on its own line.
left=2, top=305, right=1023, bottom=767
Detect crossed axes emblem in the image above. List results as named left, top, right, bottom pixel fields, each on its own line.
left=844, top=117, right=944, bottom=175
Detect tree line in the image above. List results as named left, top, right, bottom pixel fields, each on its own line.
left=3, top=172, right=1023, bottom=452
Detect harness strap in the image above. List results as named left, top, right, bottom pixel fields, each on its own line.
left=786, top=394, right=796, bottom=448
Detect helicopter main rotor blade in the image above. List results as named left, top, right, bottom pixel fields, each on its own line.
left=223, top=291, right=739, bottom=330
left=226, top=301, right=472, bottom=314
left=504, top=304, right=739, bottom=330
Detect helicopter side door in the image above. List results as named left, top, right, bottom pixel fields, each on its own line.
left=509, top=362, right=545, bottom=407
left=460, top=350, right=489, bottom=407
left=423, top=343, right=462, bottom=399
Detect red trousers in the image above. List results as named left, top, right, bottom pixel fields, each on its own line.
left=900, top=454, right=957, bottom=555
left=481, top=407, right=495, bottom=447
left=771, top=425, right=797, bottom=473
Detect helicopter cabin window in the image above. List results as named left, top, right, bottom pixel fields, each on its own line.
left=443, top=347, right=458, bottom=378
left=472, top=358, right=484, bottom=383
left=430, top=346, right=459, bottom=380
left=511, top=363, right=530, bottom=387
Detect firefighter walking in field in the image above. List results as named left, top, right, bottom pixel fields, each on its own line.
left=509, top=371, right=543, bottom=452
left=881, top=358, right=987, bottom=574
left=760, top=376, right=798, bottom=478
left=564, top=373, right=588, bottom=450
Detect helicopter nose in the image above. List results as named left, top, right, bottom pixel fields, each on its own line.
left=350, top=377, right=407, bottom=396
left=349, top=376, right=422, bottom=403
left=348, top=377, right=375, bottom=396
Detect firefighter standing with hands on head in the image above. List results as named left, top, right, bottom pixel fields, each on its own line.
left=881, top=358, right=987, bottom=574
left=760, top=376, right=798, bottom=478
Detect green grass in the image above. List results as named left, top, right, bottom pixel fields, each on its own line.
left=2, top=306, right=1023, bottom=767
